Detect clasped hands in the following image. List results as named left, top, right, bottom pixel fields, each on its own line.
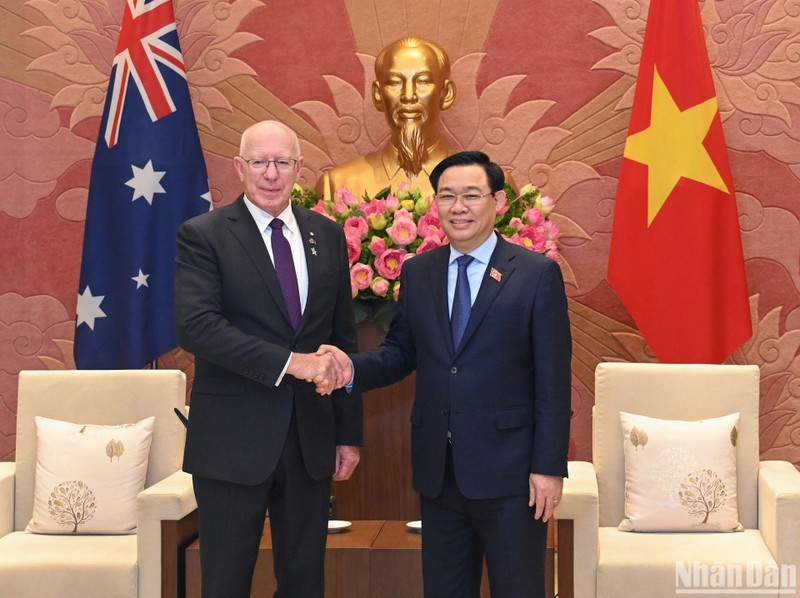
left=286, top=345, right=351, bottom=395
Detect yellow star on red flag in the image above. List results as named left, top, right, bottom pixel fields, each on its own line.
left=623, top=66, right=729, bottom=226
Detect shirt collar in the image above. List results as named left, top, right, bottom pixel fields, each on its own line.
left=448, top=232, right=498, bottom=266
left=243, top=196, right=298, bottom=235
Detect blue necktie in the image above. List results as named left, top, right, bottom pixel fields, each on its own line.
left=269, top=218, right=302, bottom=330
left=451, top=254, right=475, bottom=350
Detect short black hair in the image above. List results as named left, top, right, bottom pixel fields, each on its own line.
left=429, top=151, right=505, bottom=193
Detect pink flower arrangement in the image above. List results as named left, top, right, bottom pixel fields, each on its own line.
left=292, top=182, right=560, bottom=308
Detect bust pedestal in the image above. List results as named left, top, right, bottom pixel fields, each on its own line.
left=332, top=320, right=420, bottom=521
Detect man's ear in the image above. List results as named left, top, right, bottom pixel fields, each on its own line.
left=441, top=79, right=456, bottom=111
left=372, top=81, right=385, bottom=112
left=494, top=190, right=508, bottom=213
left=233, top=156, right=246, bottom=181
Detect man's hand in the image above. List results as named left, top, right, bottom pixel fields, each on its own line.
left=529, top=473, right=563, bottom=522
left=316, top=344, right=353, bottom=389
left=286, top=352, right=338, bottom=395
left=333, top=445, right=360, bottom=481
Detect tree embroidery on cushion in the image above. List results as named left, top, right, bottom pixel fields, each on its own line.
left=731, top=425, right=738, bottom=447
left=629, top=426, right=649, bottom=450
left=106, top=439, right=125, bottom=461
left=678, top=469, right=727, bottom=524
left=48, top=481, right=97, bottom=532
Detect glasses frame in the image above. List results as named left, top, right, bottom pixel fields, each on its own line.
left=434, top=191, right=495, bottom=205
left=239, top=157, right=299, bottom=173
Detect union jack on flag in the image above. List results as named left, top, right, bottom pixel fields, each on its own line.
left=75, top=0, right=211, bottom=369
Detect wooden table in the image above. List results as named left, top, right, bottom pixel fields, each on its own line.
left=185, top=520, right=383, bottom=598
left=186, top=519, right=553, bottom=597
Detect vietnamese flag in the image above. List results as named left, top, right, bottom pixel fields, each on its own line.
left=607, top=0, right=751, bottom=363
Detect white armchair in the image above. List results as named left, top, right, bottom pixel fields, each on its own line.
left=557, top=362, right=800, bottom=598
left=0, top=370, right=197, bottom=598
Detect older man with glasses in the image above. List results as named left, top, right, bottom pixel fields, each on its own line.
left=175, top=120, right=363, bottom=598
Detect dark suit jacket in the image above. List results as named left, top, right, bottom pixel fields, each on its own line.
left=351, top=234, right=571, bottom=499
left=175, top=196, right=362, bottom=486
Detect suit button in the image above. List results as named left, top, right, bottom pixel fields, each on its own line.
left=450, top=366, right=458, bottom=374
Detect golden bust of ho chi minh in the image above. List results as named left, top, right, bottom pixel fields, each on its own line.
left=316, top=37, right=457, bottom=200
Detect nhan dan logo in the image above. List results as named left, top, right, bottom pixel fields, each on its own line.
left=675, top=561, right=797, bottom=594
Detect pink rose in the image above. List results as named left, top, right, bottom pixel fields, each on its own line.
left=385, top=194, right=400, bottom=212
left=544, top=219, right=560, bottom=240
left=346, top=236, right=361, bottom=265
left=350, top=279, right=358, bottom=298
left=332, top=200, right=348, bottom=215
left=393, top=207, right=414, bottom=222
left=350, top=263, right=374, bottom=291
left=387, top=219, right=417, bottom=246
left=523, top=208, right=544, bottom=227
left=504, top=233, right=523, bottom=247
left=335, top=187, right=360, bottom=207
left=374, top=248, right=407, bottom=280
left=508, top=217, right=524, bottom=231
left=417, top=212, right=444, bottom=240
left=393, top=281, right=401, bottom=301
left=519, top=225, right=546, bottom=252
left=416, top=236, right=441, bottom=254
left=496, top=204, right=509, bottom=217
left=312, top=200, right=335, bottom=220
left=370, top=276, right=390, bottom=297
left=369, top=236, right=387, bottom=256
left=344, top=216, right=369, bottom=240
left=363, top=198, right=386, bottom=216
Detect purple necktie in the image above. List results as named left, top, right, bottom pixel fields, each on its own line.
left=451, top=254, right=475, bottom=350
left=269, top=218, right=301, bottom=330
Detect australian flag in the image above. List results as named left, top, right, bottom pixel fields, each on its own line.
left=75, top=0, right=211, bottom=369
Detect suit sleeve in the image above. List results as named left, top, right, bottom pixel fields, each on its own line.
left=530, top=258, right=572, bottom=477
left=329, top=227, right=363, bottom=446
left=175, top=217, right=291, bottom=386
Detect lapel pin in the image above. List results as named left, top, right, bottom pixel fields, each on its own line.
left=311, top=248, right=317, bottom=256
left=490, top=268, right=502, bottom=282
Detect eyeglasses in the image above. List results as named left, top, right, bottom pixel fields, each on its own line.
left=240, top=157, right=298, bottom=173
left=435, top=192, right=494, bottom=205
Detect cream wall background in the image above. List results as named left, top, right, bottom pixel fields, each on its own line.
left=2, top=0, right=799, bottom=467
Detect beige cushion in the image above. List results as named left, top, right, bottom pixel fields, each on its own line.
left=0, top=532, right=136, bottom=598
left=619, top=411, right=742, bottom=532
left=27, top=416, right=155, bottom=534
left=597, top=528, right=780, bottom=598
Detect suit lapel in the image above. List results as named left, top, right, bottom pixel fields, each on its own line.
left=428, top=247, right=455, bottom=358
left=455, top=236, right=516, bottom=355
left=227, top=196, right=295, bottom=332
left=293, top=206, right=318, bottom=334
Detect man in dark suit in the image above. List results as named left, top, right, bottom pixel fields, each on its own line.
left=175, top=120, right=363, bottom=598
left=321, top=150, right=571, bottom=597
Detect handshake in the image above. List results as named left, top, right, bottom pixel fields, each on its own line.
left=287, top=345, right=352, bottom=395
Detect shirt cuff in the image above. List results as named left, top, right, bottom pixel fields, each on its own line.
left=345, top=358, right=355, bottom=393
left=275, top=353, right=292, bottom=386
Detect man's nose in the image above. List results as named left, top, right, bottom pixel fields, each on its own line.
left=263, top=161, right=280, bottom=179
left=401, top=80, right=417, bottom=102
